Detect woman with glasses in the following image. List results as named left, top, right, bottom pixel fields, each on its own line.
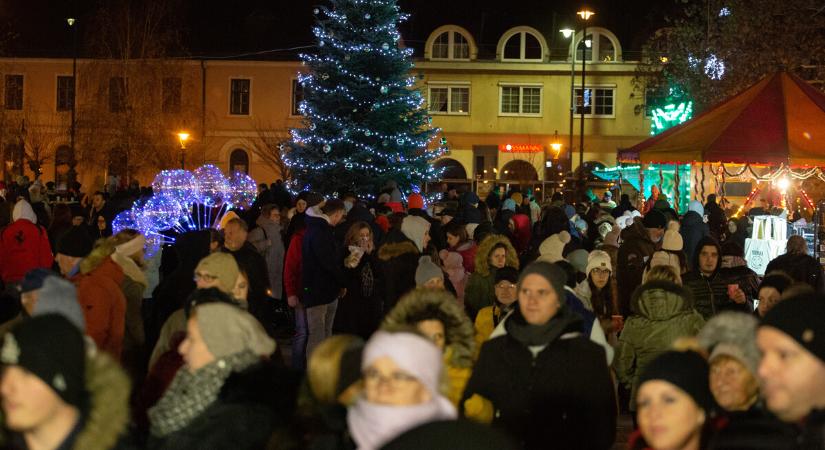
left=347, top=330, right=456, bottom=450
left=575, top=250, right=621, bottom=342
left=473, top=266, right=519, bottom=352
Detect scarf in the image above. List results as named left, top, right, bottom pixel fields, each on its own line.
left=148, top=350, right=260, bottom=437
left=347, top=397, right=456, bottom=450
left=505, top=307, right=579, bottom=347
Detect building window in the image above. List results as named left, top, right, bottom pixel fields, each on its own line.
left=500, top=85, right=542, bottom=116
left=57, top=76, right=74, bottom=112
left=428, top=85, right=469, bottom=114
left=576, top=34, right=594, bottom=62
left=230, top=78, right=250, bottom=115
left=229, top=148, right=249, bottom=174
left=162, top=77, right=182, bottom=113
left=575, top=87, right=615, bottom=117
left=431, top=31, right=470, bottom=60
left=500, top=28, right=545, bottom=61
left=109, top=77, right=126, bottom=113
left=4, top=75, right=23, bottom=110
left=291, top=79, right=304, bottom=116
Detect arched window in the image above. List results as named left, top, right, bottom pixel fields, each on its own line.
left=433, top=158, right=467, bottom=180
left=572, top=27, right=622, bottom=62
left=500, top=160, right=539, bottom=181
left=498, top=27, right=548, bottom=62
left=426, top=26, right=475, bottom=60
left=229, top=149, right=249, bottom=174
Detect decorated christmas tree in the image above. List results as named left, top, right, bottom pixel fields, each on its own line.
left=286, top=0, right=443, bottom=197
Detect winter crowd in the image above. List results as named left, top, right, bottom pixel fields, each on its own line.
left=0, top=177, right=824, bottom=450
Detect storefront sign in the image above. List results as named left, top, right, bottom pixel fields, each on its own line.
left=499, top=143, right=543, bottom=153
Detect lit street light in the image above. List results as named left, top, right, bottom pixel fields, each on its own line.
left=577, top=6, right=595, bottom=186
left=178, top=132, right=190, bottom=169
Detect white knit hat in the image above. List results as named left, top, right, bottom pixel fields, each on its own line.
left=538, top=231, right=570, bottom=263
left=662, top=221, right=683, bottom=252
left=649, top=250, right=681, bottom=275
left=586, top=250, right=612, bottom=274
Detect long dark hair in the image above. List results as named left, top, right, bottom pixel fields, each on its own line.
left=588, top=273, right=616, bottom=319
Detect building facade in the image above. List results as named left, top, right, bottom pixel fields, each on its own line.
left=0, top=24, right=652, bottom=192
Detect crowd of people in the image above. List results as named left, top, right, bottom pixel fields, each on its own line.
left=0, top=176, right=824, bottom=450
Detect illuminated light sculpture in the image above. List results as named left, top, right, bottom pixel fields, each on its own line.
left=112, top=209, right=138, bottom=235
left=152, top=170, right=199, bottom=206
left=650, top=101, right=694, bottom=135
left=227, top=171, right=258, bottom=210
left=193, top=164, right=230, bottom=207
left=134, top=196, right=186, bottom=233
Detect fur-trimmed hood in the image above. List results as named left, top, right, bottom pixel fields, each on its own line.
left=381, top=288, right=475, bottom=368
left=473, top=234, right=519, bottom=277
left=377, top=239, right=420, bottom=261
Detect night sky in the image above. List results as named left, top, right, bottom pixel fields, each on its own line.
left=1, top=0, right=669, bottom=59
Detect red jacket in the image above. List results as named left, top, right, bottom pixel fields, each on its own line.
left=0, top=219, right=53, bottom=283
left=451, top=241, right=478, bottom=274
left=73, top=257, right=126, bottom=358
left=283, top=229, right=305, bottom=299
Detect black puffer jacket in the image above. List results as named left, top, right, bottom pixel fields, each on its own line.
left=765, top=252, right=825, bottom=293
left=683, top=237, right=751, bottom=319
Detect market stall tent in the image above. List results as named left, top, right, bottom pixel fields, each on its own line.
left=620, top=72, right=825, bottom=166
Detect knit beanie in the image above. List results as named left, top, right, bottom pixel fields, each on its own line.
left=407, top=193, right=425, bottom=210
left=759, top=274, right=793, bottom=294
left=19, top=268, right=53, bottom=294
left=56, top=225, right=94, bottom=258
left=401, top=215, right=431, bottom=253
left=194, top=303, right=276, bottom=359
left=1, top=315, right=86, bottom=408
left=586, top=250, right=612, bottom=275
left=415, top=256, right=444, bottom=286
left=662, top=221, right=683, bottom=251
left=642, top=210, right=667, bottom=229
left=538, top=231, right=570, bottom=263
left=567, top=249, right=589, bottom=274
left=689, top=200, right=705, bottom=216
left=517, top=261, right=566, bottom=302
left=510, top=192, right=523, bottom=206
left=761, top=296, right=825, bottom=364
left=638, top=351, right=716, bottom=413
left=649, top=250, right=681, bottom=275
left=502, top=199, right=516, bottom=212
left=698, top=312, right=760, bottom=376
left=195, top=252, right=240, bottom=294
left=362, top=331, right=444, bottom=396
left=494, top=266, right=520, bottom=284
left=33, top=276, right=85, bottom=332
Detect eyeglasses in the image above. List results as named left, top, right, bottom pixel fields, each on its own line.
left=495, top=282, right=517, bottom=290
left=363, top=368, right=418, bottom=387
left=591, top=268, right=611, bottom=275
left=194, top=272, right=218, bottom=282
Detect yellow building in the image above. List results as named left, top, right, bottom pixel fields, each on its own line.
left=0, top=24, right=651, bottom=192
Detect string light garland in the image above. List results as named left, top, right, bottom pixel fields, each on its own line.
left=733, top=186, right=760, bottom=218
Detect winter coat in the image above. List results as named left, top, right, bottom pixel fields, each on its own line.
left=302, top=214, right=346, bottom=308
left=0, top=203, right=53, bottom=283
left=111, top=252, right=147, bottom=378
left=707, top=404, right=797, bottom=450
left=616, top=219, right=659, bottom=316
left=450, top=241, right=477, bottom=274
left=408, top=208, right=446, bottom=251
left=510, top=213, right=532, bottom=254
left=473, top=303, right=512, bottom=354
left=381, top=288, right=475, bottom=407
left=565, top=287, right=614, bottom=365
left=683, top=236, right=750, bottom=319
left=284, top=229, right=305, bottom=300
left=146, top=362, right=300, bottom=450
left=376, top=233, right=420, bottom=312
left=706, top=201, right=728, bottom=242
left=680, top=211, right=709, bottom=269
left=718, top=259, right=759, bottom=310
left=73, top=257, right=127, bottom=358
left=464, top=235, right=519, bottom=321
left=765, top=252, right=825, bottom=293
left=227, top=242, right=277, bottom=338
left=248, top=215, right=286, bottom=300
left=333, top=251, right=380, bottom=339
left=615, top=280, right=705, bottom=410
left=462, top=307, right=616, bottom=450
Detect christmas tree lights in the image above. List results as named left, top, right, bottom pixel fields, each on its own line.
left=286, top=0, right=443, bottom=196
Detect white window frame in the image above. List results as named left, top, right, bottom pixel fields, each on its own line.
left=427, top=81, right=470, bottom=115
left=573, top=85, right=616, bottom=118
left=498, top=83, right=543, bottom=117
left=501, top=31, right=545, bottom=62
left=431, top=31, right=471, bottom=61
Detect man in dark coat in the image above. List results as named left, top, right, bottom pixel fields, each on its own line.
left=680, top=200, right=710, bottom=269
left=223, top=217, right=275, bottom=337
left=616, top=211, right=665, bottom=316
left=682, top=236, right=750, bottom=319
left=705, top=194, right=728, bottom=242
left=302, top=199, right=348, bottom=357
left=764, top=235, right=824, bottom=293
left=610, top=194, right=636, bottom=219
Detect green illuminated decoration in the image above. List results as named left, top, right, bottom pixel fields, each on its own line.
left=650, top=101, right=693, bottom=135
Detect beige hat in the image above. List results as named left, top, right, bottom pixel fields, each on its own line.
left=586, top=250, right=612, bottom=275
left=195, top=252, right=240, bottom=294
left=538, top=231, right=570, bottom=263
left=195, top=303, right=276, bottom=359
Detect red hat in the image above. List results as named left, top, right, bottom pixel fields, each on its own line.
left=386, top=201, right=404, bottom=213
left=407, top=193, right=425, bottom=210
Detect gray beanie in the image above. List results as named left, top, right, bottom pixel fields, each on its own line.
left=415, top=256, right=444, bottom=286
left=32, top=276, right=85, bottom=332
left=697, top=311, right=760, bottom=376
left=195, top=303, right=276, bottom=359
left=518, top=261, right=566, bottom=301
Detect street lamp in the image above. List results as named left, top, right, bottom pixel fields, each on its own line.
left=560, top=27, right=576, bottom=174
left=67, top=17, right=77, bottom=175
left=550, top=130, right=562, bottom=159
left=577, top=7, right=595, bottom=184
left=177, top=132, right=190, bottom=169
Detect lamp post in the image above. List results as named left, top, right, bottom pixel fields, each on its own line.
left=177, top=132, right=190, bottom=169
left=577, top=7, right=595, bottom=183
left=67, top=17, right=77, bottom=164
left=560, top=27, right=575, bottom=180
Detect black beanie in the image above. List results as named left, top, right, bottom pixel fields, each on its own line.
left=761, top=296, right=825, bottom=364
left=642, top=210, right=667, bottom=229
left=517, top=261, right=566, bottom=301
left=56, top=225, right=94, bottom=257
left=1, top=315, right=86, bottom=408
left=759, top=273, right=793, bottom=295
left=638, top=351, right=716, bottom=413
left=495, top=266, right=520, bottom=284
